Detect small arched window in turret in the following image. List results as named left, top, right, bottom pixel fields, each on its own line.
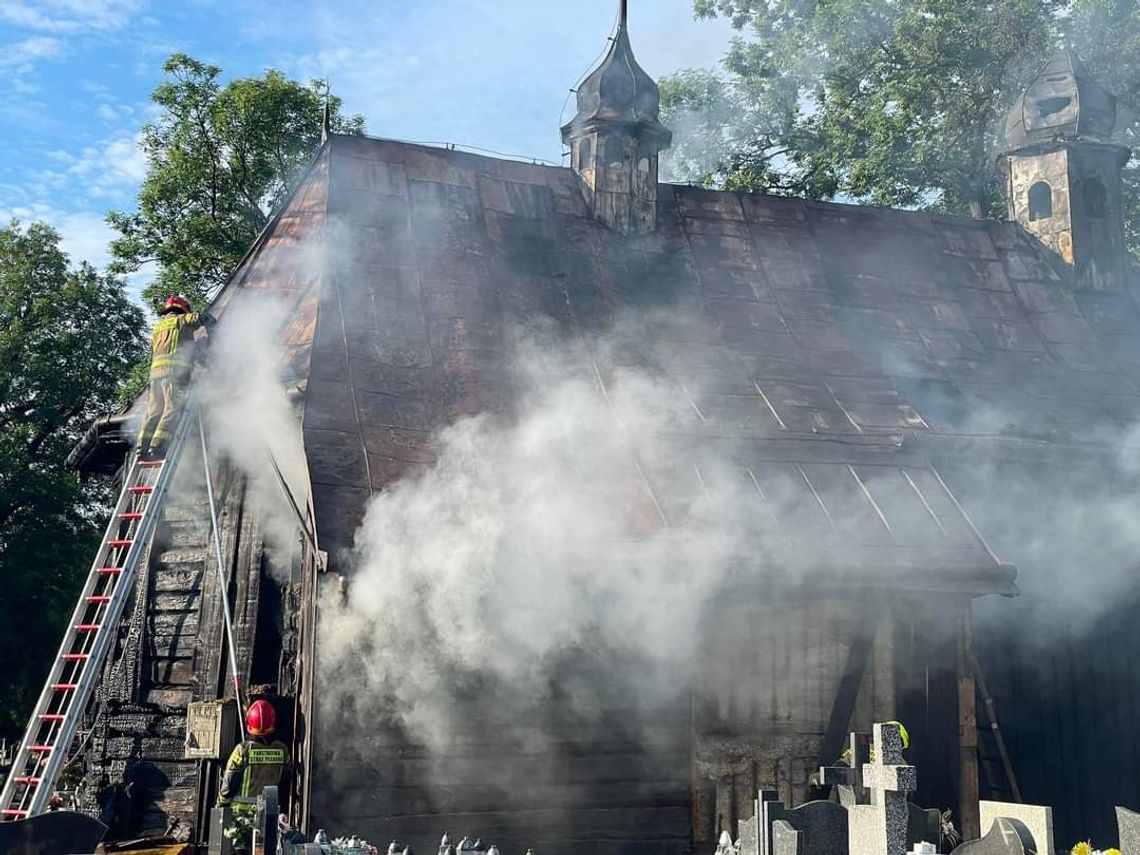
left=605, top=137, right=627, bottom=169
left=1083, top=178, right=1107, bottom=218
left=1028, top=181, right=1053, bottom=221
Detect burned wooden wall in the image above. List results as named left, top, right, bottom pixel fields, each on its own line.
left=973, top=591, right=1140, bottom=849
left=77, top=446, right=267, bottom=841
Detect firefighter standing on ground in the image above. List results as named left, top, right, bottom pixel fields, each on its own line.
left=218, top=700, right=289, bottom=809
left=137, top=294, right=213, bottom=459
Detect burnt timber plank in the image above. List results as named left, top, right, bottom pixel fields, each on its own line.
left=816, top=604, right=878, bottom=768
left=80, top=449, right=266, bottom=842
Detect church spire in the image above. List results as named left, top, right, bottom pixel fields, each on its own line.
left=560, top=0, right=672, bottom=235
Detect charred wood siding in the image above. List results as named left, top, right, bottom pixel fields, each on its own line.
left=692, top=594, right=900, bottom=850
left=79, top=450, right=263, bottom=841
left=974, top=596, right=1140, bottom=850
left=311, top=713, right=693, bottom=855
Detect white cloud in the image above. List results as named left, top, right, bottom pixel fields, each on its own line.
left=0, top=203, right=152, bottom=300
left=0, top=203, right=111, bottom=266
left=67, top=131, right=147, bottom=198
left=0, top=0, right=146, bottom=33
left=0, top=36, right=64, bottom=73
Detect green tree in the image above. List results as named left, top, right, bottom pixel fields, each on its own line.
left=108, top=54, right=365, bottom=310
left=665, top=0, right=1140, bottom=224
left=0, top=221, right=147, bottom=736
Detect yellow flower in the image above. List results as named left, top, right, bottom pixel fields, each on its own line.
left=1071, top=841, right=1093, bottom=855
left=1106, top=849, right=1121, bottom=855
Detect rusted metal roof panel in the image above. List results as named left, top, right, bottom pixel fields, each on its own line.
left=212, top=136, right=1140, bottom=596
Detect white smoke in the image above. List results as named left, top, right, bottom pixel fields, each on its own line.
left=317, top=322, right=761, bottom=751
left=198, top=291, right=312, bottom=577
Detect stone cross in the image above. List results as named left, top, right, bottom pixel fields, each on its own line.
left=819, top=732, right=872, bottom=806
left=848, top=722, right=917, bottom=855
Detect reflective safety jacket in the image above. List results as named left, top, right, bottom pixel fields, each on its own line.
left=149, top=311, right=208, bottom=380
left=218, top=737, right=288, bottom=807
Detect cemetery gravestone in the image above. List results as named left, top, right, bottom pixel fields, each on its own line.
left=746, top=792, right=848, bottom=855
left=908, top=803, right=942, bottom=851
left=849, top=722, right=916, bottom=855
left=820, top=733, right=873, bottom=807
left=760, top=791, right=790, bottom=855
left=950, top=817, right=1037, bottom=855
left=980, top=802, right=1054, bottom=855
left=785, top=800, right=850, bottom=855
left=773, top=820, right=806, bottom=855
left=0, top=810, right=107, bottom=855
left=1117, top=807, right=1140, bottom=855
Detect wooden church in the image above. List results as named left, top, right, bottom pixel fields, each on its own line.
left=63, top=8, right=1140, bottom=854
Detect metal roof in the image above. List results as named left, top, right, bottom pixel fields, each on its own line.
left=225, top=135, right=1140, bottom=594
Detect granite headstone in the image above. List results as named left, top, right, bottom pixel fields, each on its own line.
left=1117, top=806, right=1140, bottom=855
left=773, top=820, right=806, bottom=855
left=820, top=733, right=872, bottom=807
left=0, top=809, right=107, bottom=855
left=950, top=817, right=1037, bottom=855
left=785, top=800, right=849, bottom=855
left=908, top=803, right=942, bottom=851
left=980, top=801, right=1054, bottom=855
left=759, top=791, right=790, bottom=855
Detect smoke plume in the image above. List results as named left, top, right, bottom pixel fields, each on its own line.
left=316, top=318, right=758, bottom=751
left=199, top=291, right=312, bottom=576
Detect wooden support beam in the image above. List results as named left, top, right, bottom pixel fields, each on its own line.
left=816, top=608, right=879, bottom=770
left=958, top=602, right=980, bottom=840
left=816, top=611, right=875, bottom=770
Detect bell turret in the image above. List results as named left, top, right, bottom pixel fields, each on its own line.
left=1000, top=51, right=1131, bottom=290
left=561, top=0, right=672, bottom=235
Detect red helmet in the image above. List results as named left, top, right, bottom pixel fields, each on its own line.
left=246, top=699, right=276, bottom=736
left=163, top=294, right=192, bottom=314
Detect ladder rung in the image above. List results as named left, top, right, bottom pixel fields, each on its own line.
left=85, top=595, right=112, bottom=603
left=28, top=745, right=52, bottom=752
left=14, top=776, right=41, bottom=784
left=107, top=539, right=133, bottom=547
left=96, top=567, right=122, bottom=575
left=1, top=809, right=28, bottom=816
left=74, top=624, right=100, bottom=632
left=128, top=486, right=153, bottom=494
left=118, top=512, right=144, bottom=521
left=51, top=683, right=78, bottom=691
left=38, top=714, right=65, bottom=721
left=62, top=654, right=89, bottom=661
left=137, top=459, right=164, bottom=468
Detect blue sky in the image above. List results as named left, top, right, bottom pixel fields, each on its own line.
left=0, top=0, right=735, bottom=291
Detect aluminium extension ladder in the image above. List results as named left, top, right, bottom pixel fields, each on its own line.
left=0, top=405, right=196, bottom=820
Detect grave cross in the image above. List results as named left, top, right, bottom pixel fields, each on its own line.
left=819, top=732, right=872, bottom=806
left=849, top=722, right=917, bottom=855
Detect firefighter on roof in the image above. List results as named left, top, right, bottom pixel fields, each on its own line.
left=218, top=700, right=289, bottom=809
left=137, top=294, right=213, bottom=459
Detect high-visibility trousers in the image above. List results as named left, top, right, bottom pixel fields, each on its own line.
left=138, top=375, right=185, bottom=453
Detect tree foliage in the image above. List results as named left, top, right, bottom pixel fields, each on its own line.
left=0, top=221, right=146, bottom=736
left=108, top=54, right=365, bottom=310
left=663, top=0, right=1140, bottom=226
